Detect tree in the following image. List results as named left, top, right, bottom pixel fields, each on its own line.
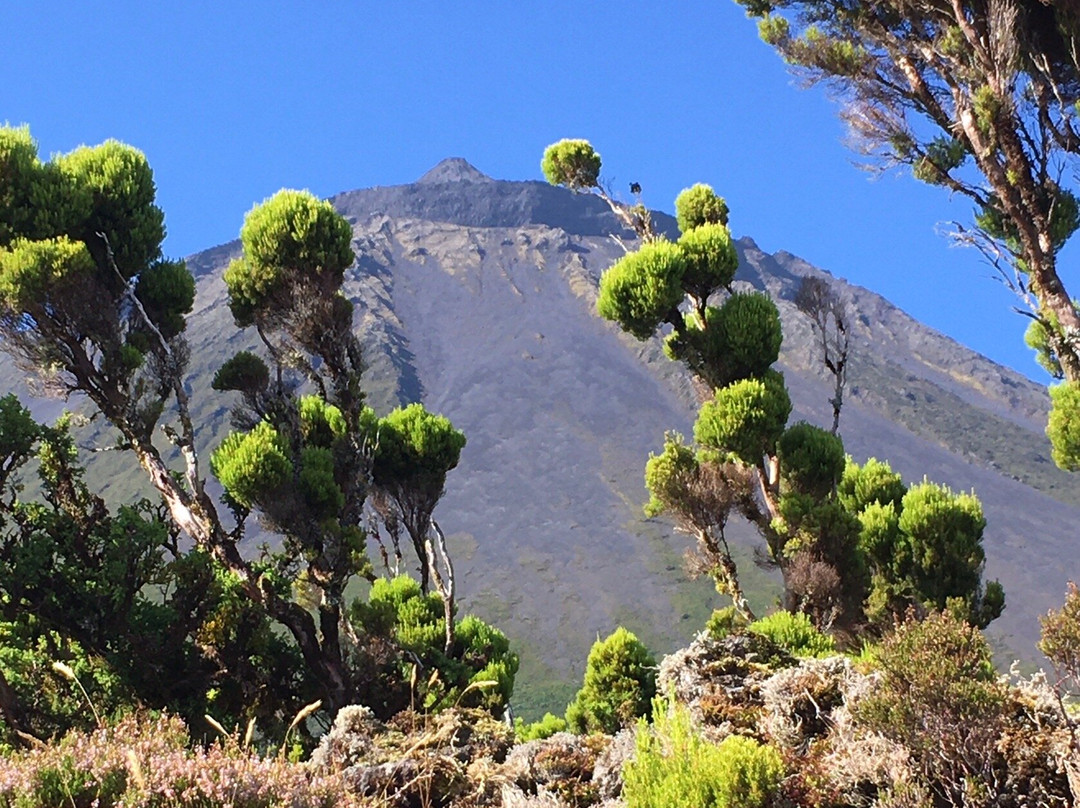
left=794, top=276, right=849, bottom=435
left=734, top=0, right=1080, bottom=468
left=0, top=126, right=486, bottom=725
left=839, top=458, right=1004, bottom=629
left=565, top=626, right=656, bottom=735
left=0, top=397, right=306, bottom=747
left=546, top=140, right=866, bottom=629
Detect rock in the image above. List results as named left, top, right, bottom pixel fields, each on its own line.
left=591, top=729, right=635, bottom=801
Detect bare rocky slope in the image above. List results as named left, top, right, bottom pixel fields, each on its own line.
left=3, top=158, right=1078, bottom=716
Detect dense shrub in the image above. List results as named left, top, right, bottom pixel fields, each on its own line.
left=623, top=699, right=784, bottom=808
left=748, top=611, right=836, bottom=658
left=0, top=713, right=359, bottom=808
left=856, top=611, right=1007, bottom=806
left=515, top=712, right=569, bottom=742
left=565, top=627, right=656, bottom=735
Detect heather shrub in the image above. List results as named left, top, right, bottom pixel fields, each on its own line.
left=565, top=627, right=656, bottom=735
left=856, top=611, right=1008, bottom=806
left=623, top=699, right=784, bottom=808
left=747, top=610, right=835, bottom=658
left=0, top=713, right=359, bottom=807
left=705, top=606, right=749, bottom=640
left=350, top=575, right=518, bottom=714
left=515, top=712, right=568, bottom=742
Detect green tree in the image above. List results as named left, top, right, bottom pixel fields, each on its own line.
left=734, top=0, right=1080, bottom=468
left=0, top=127, right=485, bottom=726
left=840, top=459, right=1004, bottom=629
left=0, top=398, right=306, bottom=747
left=547, top=140, right=865, bottom=629
left=565, top=627, right=656, bottom=735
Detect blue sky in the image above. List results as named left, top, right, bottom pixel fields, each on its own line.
left=2, top=2, right=1050, bottom=380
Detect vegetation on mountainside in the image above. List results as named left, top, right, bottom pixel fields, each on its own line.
left=735, top=0, right=1080, bottom=469
left=544, top=138, right=1004, bottom=635
left=0, top=125, right=514, bottom=748
left=2, top=112, right=1080, bottom=807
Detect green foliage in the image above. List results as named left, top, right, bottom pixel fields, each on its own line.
left=210, top=421, right=292, bottom=509
left=0, top=236, right=95, bottom=311
left=837, top=456, right=906, bottom=513
left=298, top=394, right=348, bottom=448
left=856, top=611, right=1007, bottom=804
left=677, top=223, right=737, bottom=302
left=133, top=259, right=195, bottom=340
left=712, top=292, right=782, bottom=381
left=212, top=351, right=270, bottom=395
left=1048, top=381, right=1080, bottom=470
left=694, top=373, right=792, bottom=465
left=840, top=459, right=1002, bottom=628
left=596, top=240, right=687, bottom=340
left=541, top=139, right=602, bottom=190
left=52, top=139, right=165, bottom=279
left=643, top=435, right=699, bottom=519
left=912, top=136, right=967, bottom=185
left=1025, top=316, right=1064, bottom=379
left=747, top=610, right=836, bottom=657
left=373, top=403, right=466, bottom=486
left=674, top=183, right=730, bottom=233
left=0, top=414, right=306, bottom=746
left=778, top=421, right=845, bottom=498
left=623, top=699, right=784, bottom=808
left=515, top=712, right=569, bottom=742
left=705, top=606, right=750, bottom=640
left=565, top=627, right=656, bottom=735
left=350, top=576, right=518, bottom=714
left=224, top=189, right=354, bottom=327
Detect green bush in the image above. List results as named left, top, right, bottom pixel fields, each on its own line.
left=674, top=183, right=729, bottom=232
left=565, top=627, right=656, bottom=735
left=515, top=712, right=568, bottom=742
left=705, top=606, right=749, bottom=640
left=624, top=700, right=784, bottom=808
left=747, top=610, right=835, bottom=657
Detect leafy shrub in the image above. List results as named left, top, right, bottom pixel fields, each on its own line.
left=748, top=610, right=836, bottom=658
left=0, top=713, right=360, bottom=807
left=705, top=606, right=750, bottom=640
left=350, top=575, right=518, bottom=714
left=856, top=611, right=1007, bottom=805
left=565, top=627, right=656, bottom=735
left=515, top=712, right=568, bottom=742
left=623, top=699, right=784, bottom=808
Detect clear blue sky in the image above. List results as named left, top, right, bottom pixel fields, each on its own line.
left=2, top=2, right=1052, bottom=380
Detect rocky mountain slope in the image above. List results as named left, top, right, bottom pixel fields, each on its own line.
left=3, top=158, right=1077, bottom=716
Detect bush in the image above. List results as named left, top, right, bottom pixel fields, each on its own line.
left=515, top=712, right=568, bottom=742
left=623, top=700, right=784, bottom=808
left=0, top=713, right=360, bottom=807
left=349, top=575, right=518, bottom=715
left=565, top=627, right=656, bottom=735
left=856, top=611, right=1007, bottom=805
left=748, top=611, right=836, bottom=658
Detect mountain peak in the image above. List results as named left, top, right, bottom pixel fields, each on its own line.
left=416, top=158, right=492, bottom=184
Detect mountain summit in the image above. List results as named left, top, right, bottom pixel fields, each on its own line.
left=417, top=157, right=493, bottom=184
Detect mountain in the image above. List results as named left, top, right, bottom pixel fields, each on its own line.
left=4, top=158, right=1077, bottom=716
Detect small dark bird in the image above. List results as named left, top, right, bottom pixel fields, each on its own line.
left=629, top=182, right=641, bottom=195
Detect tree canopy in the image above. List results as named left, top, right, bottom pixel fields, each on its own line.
left=0, top=127, right=508, bottom=745
left=734, top=0, right=1080, bottom=468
